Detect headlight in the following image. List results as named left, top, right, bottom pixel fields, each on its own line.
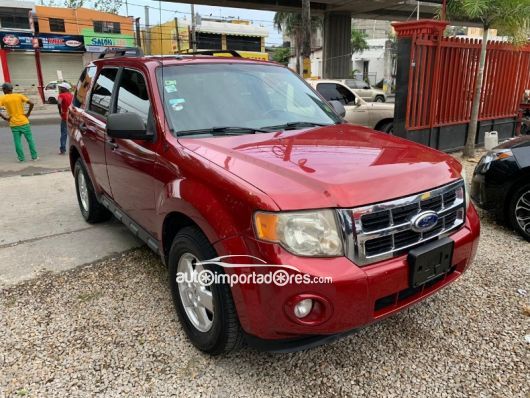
left=477, top=149, right=513, bottom=173
left=254, top=210, right=343, bottom=257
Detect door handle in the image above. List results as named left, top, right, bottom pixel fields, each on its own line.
left=106, top=137, right=118, bottom=150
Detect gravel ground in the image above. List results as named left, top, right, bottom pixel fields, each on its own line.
left=1, top=158, right=529, bottom=398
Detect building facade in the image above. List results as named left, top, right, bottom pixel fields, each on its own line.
left=148, top=17, right=269, bottom=61
left=0, top=3, right=135, bottom=98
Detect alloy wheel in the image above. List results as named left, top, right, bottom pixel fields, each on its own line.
left=177, top=252, right=214, bottom=332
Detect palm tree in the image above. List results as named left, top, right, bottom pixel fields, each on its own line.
left=273, top=11, right=322, bottom=74
left=351, top=29, right=369, bottom=54
left=447, top=0, right=530, bottom=158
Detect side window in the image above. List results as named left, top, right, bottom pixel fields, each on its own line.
left=89, top=68, right=118, bottom=117
left=317, top=83, right=356, bottom=105
left=73, top=66, right=96, bottom=108
left=46, top=83, right=56, bottom=90
left=115, top=69, right=150, bottom=125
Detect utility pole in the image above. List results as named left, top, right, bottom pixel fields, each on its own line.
left=174, top=17, right=181, bottom=53
left=144, top=5, right=151, bottom=55
left=301, top=0, right=311, bottom=77
left=417, top=1, right=420, bottom=20
left=135, top=17, right=141, bottom=49
left=191, top=4, right=197, bottom=51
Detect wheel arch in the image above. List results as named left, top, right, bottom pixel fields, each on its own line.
left=374, top=118, right=394, bottom=132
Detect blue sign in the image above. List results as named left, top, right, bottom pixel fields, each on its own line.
left=0, top=32, right=85, bottom=52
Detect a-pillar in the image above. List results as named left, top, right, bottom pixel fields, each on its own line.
left=322, top=12, right=352, bottom=79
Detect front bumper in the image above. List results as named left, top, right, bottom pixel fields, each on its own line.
left=214, top=204, right=480, bottom=348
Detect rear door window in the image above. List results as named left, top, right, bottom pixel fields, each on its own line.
left=73, top=66, right=96, bottom=108
left=89, top=68, right=118, bottom=118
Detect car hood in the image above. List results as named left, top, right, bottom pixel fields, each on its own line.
left=179, top=124, right=463, bottom=210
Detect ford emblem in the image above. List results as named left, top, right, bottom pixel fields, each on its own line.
left=411, top=211, right=439, bottom=232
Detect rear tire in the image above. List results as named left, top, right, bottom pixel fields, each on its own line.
left=74, top=160, right=112, bottom=223
left=168, top=226, right=244, bottom=355
left=508, top=184, right=530, bottom=241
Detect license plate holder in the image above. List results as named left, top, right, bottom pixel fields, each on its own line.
left=408, top=237, right=454, bottom=288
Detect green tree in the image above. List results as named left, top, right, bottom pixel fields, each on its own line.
left=41, top=0, right=123, bottom=14
left=447, top=0, right=530, bottom=158
left=271, top=47, right=292, bottom=65
left=273, top=11, right=322, bottom=74
left=351, top=29, right=369, bottom=54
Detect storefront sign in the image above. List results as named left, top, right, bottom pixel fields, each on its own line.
left=81, top=28, right=135, bottom=51
left=0, top=32, right=85, bottom=52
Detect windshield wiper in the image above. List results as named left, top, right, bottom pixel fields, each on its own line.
left=261, top=121, right=332, bottom=131
left=177, top=126, right=269, bottom=137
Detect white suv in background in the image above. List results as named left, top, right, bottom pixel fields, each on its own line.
left=340, top=79, right=387, bottom=102
left=307, top=79, right=394, bottom=133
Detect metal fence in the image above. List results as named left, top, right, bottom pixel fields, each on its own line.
left=406, top=35, right=530, bottom=131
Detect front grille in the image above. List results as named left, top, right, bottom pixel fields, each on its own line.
left=339, top=180, right=466, bottom=266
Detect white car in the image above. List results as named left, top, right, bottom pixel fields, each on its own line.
left=339, top=79, right=387, bottom=102
left=307, top=79, right=394, bottom=133
left=44, top=81, right=72, bottom=104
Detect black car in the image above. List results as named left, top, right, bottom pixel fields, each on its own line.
left=471, top=136, right=530, bottom=240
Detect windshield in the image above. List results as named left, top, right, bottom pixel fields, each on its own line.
left=156, top=63, right=341, bottom=136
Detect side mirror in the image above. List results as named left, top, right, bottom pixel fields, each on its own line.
left=107, top=112, right=153, bottom=140
left=329, top=100, right=346, bottom=118
left=355, top=97, right=361, bottom=106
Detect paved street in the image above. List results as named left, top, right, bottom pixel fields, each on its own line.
left=0, top=121, right=142, bottom=287
left=0, top=122, right=67, bottom=177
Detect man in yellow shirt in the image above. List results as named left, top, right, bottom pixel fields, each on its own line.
left=0, top=82, right=38, bottom=162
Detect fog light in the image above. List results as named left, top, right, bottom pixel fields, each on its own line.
left=294, top=298, right=313, bottom=318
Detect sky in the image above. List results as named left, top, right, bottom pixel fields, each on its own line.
left=121, top=0, right=284, bottom=47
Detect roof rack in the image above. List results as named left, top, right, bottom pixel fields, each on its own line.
left=181, top=50, right=242, bottom=58
left=98, top=47, right=144, bottom=59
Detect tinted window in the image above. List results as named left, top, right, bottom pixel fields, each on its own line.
left=73, top=66, right=96, bottom=108
left=89, top=68, right=118, bottom=117
left=46, top=83, right=57, bottom=90
left=316, top=83, right=356, bottom=105
left=116, top=69, right=150, bottom=124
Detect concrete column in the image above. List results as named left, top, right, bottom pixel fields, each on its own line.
left=322, top=12, right=352, bottom=79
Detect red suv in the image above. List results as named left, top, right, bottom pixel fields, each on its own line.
left=68, top=52, right=480, bottom=354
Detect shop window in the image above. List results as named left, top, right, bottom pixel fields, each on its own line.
left=226, top=35, right=261, bottom=52
left=94, top=21, right=121, bottom=34
left=196, top=33, right=222, bottom=50
left=49, top=18, right=65, bottom=32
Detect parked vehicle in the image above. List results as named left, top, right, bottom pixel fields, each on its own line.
left=68, top=52, right=480, bottom=354
left=471, top=136, right=530, bottom=241
left=44, top=80, right=73, bottom=104
left=306, top=79, right=394, bottom=133
left=339, top=79, right=387, bottom=102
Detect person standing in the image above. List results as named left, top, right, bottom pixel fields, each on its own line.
left=0, top=82, right=38, bottom=162
left=57, top=82, right=73, bottom=155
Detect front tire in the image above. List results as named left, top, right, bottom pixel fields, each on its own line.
left=168, top=226, right=243, bottom=355
left=375, top=95, right=385, bottom=103
left=508, top=184, right=530, bottom=241
left=74, top=160, right=112, bottom=223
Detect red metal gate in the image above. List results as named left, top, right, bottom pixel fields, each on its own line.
left=406, top=34, right=530, bottom=131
